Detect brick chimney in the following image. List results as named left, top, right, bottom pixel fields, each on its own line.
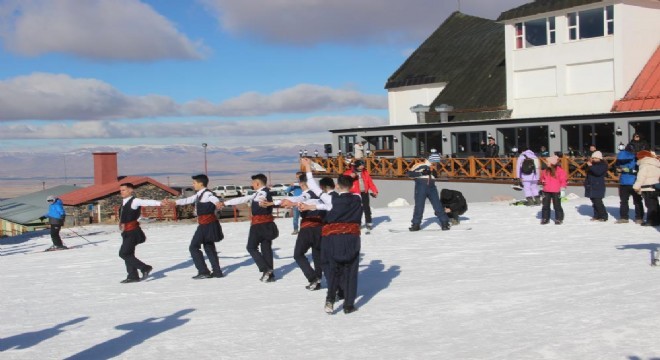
left=93, top=152, right=118, bottom=185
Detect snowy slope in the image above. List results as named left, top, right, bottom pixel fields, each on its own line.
left=1, top=196, right=659, bottom=360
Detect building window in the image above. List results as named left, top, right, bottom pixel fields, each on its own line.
left=499, top=126, right=549, bottom=155
left=402, top=131, right=443, bottom=157
left=629, top=121, right=660, bottom=150
left=514, top=17, right=556, bottom=49
left=338, top=135, right=357, bottom=155
left=568, top=6, right=614, bottom=41
left=561, top=123, right=615, bottom=156
left=451, top=131, right=487, bottom=157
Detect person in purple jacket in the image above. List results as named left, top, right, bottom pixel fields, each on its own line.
left=516, top=149, right=541, bottom=206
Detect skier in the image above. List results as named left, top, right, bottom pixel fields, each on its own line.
left=539, top=155, right=567, bottom=225
left=42, top=195, right=67, bottom=250
left=167, top=174, right=224, bottom=279
left=220, top=174, right=279, bottom=282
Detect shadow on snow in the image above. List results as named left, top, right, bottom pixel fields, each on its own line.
left=0, top=316, right=89, bottom=351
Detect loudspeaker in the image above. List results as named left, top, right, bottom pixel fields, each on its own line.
left=324, top=144, right=332, bottom=154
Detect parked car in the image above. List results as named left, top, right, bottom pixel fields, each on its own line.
left=171, top=186, right=196, bottom=198
left=213, top=185, right=239, bottom=198
left=269, top=183, right=289, bottom=195
left=216, top=205, right=240, bottom=219
left=237, top=185, right=255, bottom=196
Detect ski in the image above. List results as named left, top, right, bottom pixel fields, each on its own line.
left=389, top=227, right=472, bottom=233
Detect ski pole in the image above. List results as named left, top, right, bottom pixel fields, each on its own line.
left=66, top=228, right=96, bottom=246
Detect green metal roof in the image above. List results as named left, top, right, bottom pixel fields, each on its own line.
left=0, top=185, right=79, bottom=225
left=497, top=0, right=604, bottom=22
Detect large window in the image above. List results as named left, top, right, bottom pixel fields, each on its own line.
left=561, top=123, right=615, bottom=155
left=363, top=135, right=395, bottom=156
left=402, top=131, right=443, bottom=157
left=515, top=17, right=556, bottom=49
left=568, top=6, right=614, bottom=41
left=452, top=131, right=487, bottom=157
left=629, top=121, right=660, bottom=150
left=338, top=135, right=357, bottom=155
left=499, top=126, right=549, bottom=155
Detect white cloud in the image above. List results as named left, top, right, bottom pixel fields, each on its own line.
left=0, top=73, right=386, bottom=121
left=0, top=115, right=387, bottom=145
left=0, top=73, right=179, bottom=120
left=201, top=0, right=530, bottom=45
left=0, top=0, right=204, bottom=61
left=184, top=84, right=387, bottom=116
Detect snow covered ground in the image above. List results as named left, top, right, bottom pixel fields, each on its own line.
left=1, top=195, right=659, bottom=360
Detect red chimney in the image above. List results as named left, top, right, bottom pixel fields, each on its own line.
left=93, top=152, right=118, bottom=185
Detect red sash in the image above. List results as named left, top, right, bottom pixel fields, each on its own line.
left=121, top=220, right=140, bottom=232
left=301, top=216, right=323, bottom=229
left=322, top=223, right=360, bottom=237
left=251, top=214, right=274, bottom=225
left=198, top=213, right=218, bottom=225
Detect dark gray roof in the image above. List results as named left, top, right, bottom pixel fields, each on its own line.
left=385, top=12, right=507, bottom=120
left=497, top=0, right=604, bottom=22
left=0, top=185, right=78, bottom=225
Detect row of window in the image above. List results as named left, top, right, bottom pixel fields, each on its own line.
left=515, top=6, right=614, bottom=49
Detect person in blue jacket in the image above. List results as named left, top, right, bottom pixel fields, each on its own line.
left=615, top=144, right=644, bottom=224
left=285, top=179, right=303, bottom=235
left=43, top=195, right=67, bottom=250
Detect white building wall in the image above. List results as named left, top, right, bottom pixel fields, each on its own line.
left=504, top=0, right=660, bottom=119
left=387, top=83, right=445, bottom=125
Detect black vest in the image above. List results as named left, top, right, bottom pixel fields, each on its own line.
left=251, top=188, right=274, bottom=216
left=324, top=192, right=363, bottom=224
left=120, top=197, right=140, bottom=223
left=196, top=189, right=216, bottom=216
left=301, top=190, right=325, bottom=219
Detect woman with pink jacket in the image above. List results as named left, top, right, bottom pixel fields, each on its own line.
left=539, top=155, right=568, bottom=225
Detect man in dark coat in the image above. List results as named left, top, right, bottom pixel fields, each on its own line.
left=440, top=189, right=468, bottom=225
left=480, top=137, right=499, bottom=158
left=627, top=133, right=650, bottom=154
left=584, top=151, right=609, bottom=222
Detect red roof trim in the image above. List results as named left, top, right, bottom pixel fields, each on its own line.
left=612, top=46, right=660, bottom=112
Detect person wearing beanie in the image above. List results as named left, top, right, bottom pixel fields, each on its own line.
left=584, top=151, right=608, bottom=222
left=428, top=148, right=441, bottom=164
left=42, top=195, right=67, bottom=250
left=615, top=144, right=644, bottom=224
left=539, top=155, right=567, bottom=224
left=633, top=150, right=660, bottom=226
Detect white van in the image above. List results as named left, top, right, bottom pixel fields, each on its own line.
left=213, top=185, right=239, bottom=198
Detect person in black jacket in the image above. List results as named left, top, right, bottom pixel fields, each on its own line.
left=440, top=189, right=468, bottom=225
left=627, top=133, right=650, bottom=154
left=584, top=151, right=609, bottom=222
left=480, top=137, right=500, bottom=158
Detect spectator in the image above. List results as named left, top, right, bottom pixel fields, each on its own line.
left=428, top=148, right=441, bottom=164
left=285, top=179, right=303, bottom=235
left=585, top=145, right=597, bottom=158
left=440, top=189, right=467, bottom=225
left=615, top=144, right=644, bottom=224
left=539, top=146, right=550, bottom=157
left=353, top=141, right=366, bottom=160
left=539, top=155, right=567, bottom=225
left=627, top=133, right=650, bottom=154
left=480, top=137, right=499, bottom=158
left=516, top=149, right=541, bottom=206
left=633, top=150, right=660, bottom=226
left=585, top=151, right=608, bottom=222
left=343, top=160, right=378, bottom=230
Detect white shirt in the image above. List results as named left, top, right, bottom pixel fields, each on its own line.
left=223, top=187, right=268, bottom=206
left=273, top=191, right=312, bottom=206
left=175, top=188, right=220, bottom=206
left=122, top=196, right=162, bottom=209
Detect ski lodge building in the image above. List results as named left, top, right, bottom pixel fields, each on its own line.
left=329, top=0, right=660, bottom=160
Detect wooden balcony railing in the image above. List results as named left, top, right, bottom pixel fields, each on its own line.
left=309, top=156, right=620, bottom=185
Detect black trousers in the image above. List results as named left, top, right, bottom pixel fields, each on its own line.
left=619, top=185, right=644, bottom=221
left=247, top=222, right=278, bottom=272
left=189, top=224, right=222, bottom=275
left=321, top=234, right=360, bottom=307
left=360, top=192, right=372, bottom=224
left=642, top=190, right=660, bottom=225
left=541, top=192, right=564, bottom=221
left=590, top=198, right=608, bottom=220
left=119, top=229, right=148, bottom=280
left=293, top=226, right=323, bottom=282
left=50, top=225, right=63, bottom=247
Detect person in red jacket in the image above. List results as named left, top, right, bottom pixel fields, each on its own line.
left=343, top=160, right=378, bottom=230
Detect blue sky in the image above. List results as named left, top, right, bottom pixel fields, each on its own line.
left=0, top=0, right=528, bottom=152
